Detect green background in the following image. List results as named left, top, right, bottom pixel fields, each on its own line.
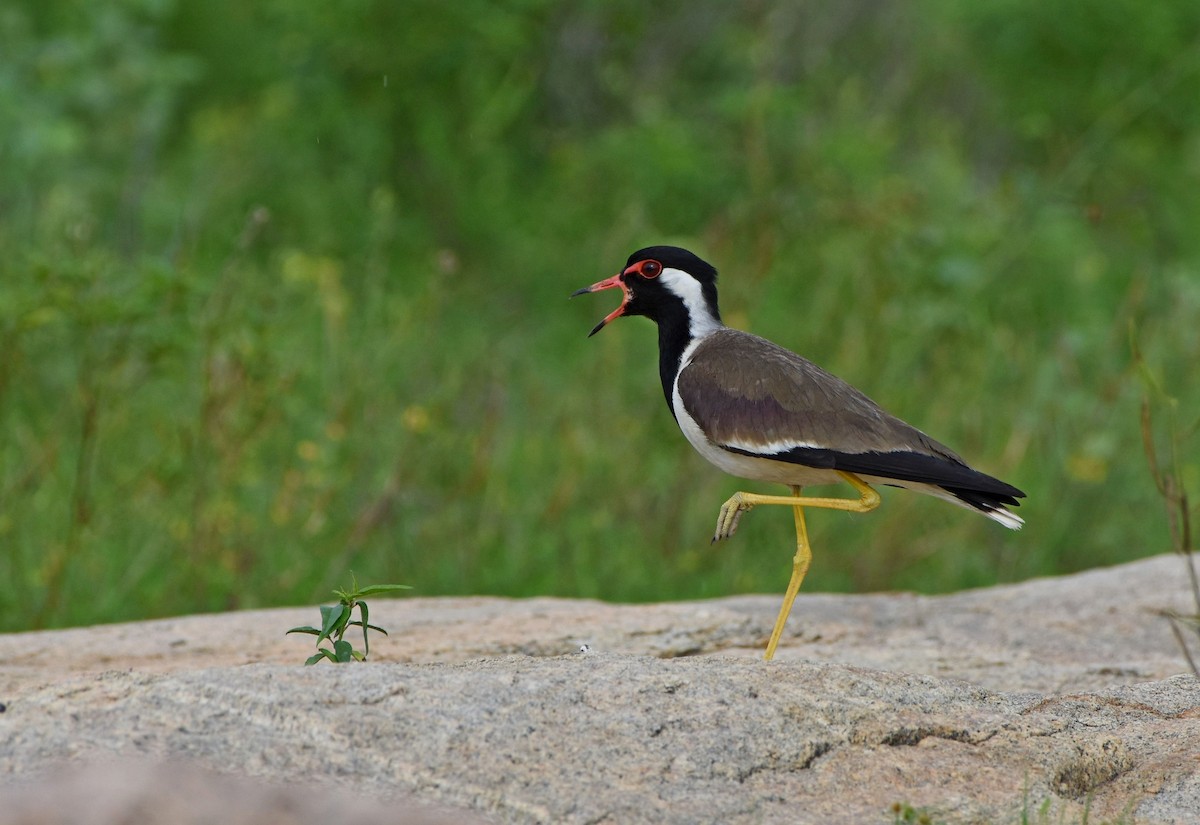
left=3, top=0, right=1198, bottom=631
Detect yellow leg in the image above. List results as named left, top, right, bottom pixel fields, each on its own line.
left=709, top=472, right=881, bottom=661
left=763, top=489, right=813, bottom=661
left=713, top=471, right=881, bottom=541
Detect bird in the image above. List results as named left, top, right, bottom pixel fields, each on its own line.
left=572, top=245, right=1025, bottom=661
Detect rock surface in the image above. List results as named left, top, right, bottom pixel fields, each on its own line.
left=1, top=554, right=1198, bottom=824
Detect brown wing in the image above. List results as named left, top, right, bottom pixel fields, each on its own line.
left=678, top=329, right=961, bottom=460
left=676, top=329, right=1024, bottom=502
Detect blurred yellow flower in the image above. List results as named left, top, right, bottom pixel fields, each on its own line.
left=403, top=405, right=431, bottom=434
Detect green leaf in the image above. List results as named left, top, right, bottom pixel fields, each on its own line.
left=318, top=604, right=348, bottom=644
left=348, top=621, right=389, bottom=636
left=359, top=601, right=371, bottom=657
left=333, top=604, right=354, bottom=640
left=333, top=639, right=354, bottom=663
left=354, top=584, right=412, bottom=597
left=351, top=649, right=365, bottom=661
left=285, top=626, right=321, bottom=636
left=316, top=605, right=335, bottom=640
left=305, top=650, right=333, bottom=665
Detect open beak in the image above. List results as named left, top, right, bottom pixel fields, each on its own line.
left=570, top=273, right=629, bottom=337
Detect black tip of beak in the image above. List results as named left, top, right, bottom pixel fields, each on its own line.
left=587, top=319, right=606, bottom=337
left=569, top=286, right=592, bottom=299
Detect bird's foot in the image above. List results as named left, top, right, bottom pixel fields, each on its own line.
left=713, top=492, right=753, bottom=543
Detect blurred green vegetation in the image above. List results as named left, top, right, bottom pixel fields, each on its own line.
left=2, top=0, right=1199, bottom=631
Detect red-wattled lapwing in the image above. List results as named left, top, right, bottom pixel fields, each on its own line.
left=572, top=246, right=1025, bottom=661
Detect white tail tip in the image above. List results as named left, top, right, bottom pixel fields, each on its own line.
left=986, top=507, right=1025, bottom=531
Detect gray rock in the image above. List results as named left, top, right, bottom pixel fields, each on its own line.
left=1, top=554, right=1197, bottom=824
left=0, top=759, right=486, bottom=825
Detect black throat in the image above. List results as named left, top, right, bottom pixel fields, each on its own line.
left=654, top=305, right=705, bottom=422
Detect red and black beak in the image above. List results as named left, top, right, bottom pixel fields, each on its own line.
left=570, top=272, right=630, bottom=337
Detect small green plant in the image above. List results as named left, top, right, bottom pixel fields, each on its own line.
left=890, top=802, right=940, bottom=825
left=286, top=579, right=411, bottom=664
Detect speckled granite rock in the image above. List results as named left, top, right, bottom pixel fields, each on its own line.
left=1, top=554, right=1197, bottom=824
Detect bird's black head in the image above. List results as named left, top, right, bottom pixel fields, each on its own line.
left=571, top=245, right=722, bottom=337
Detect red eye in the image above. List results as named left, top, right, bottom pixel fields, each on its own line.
left=639, top=260, right=662, bottom=278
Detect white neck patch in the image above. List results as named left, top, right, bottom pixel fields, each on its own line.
left=659, top=268, right=722, bottom=339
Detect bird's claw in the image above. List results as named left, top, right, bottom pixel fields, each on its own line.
left=712, top=493, right=753, bottom=543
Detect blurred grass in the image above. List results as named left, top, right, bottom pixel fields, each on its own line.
left=2, top=0, right=1199, bottom=630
